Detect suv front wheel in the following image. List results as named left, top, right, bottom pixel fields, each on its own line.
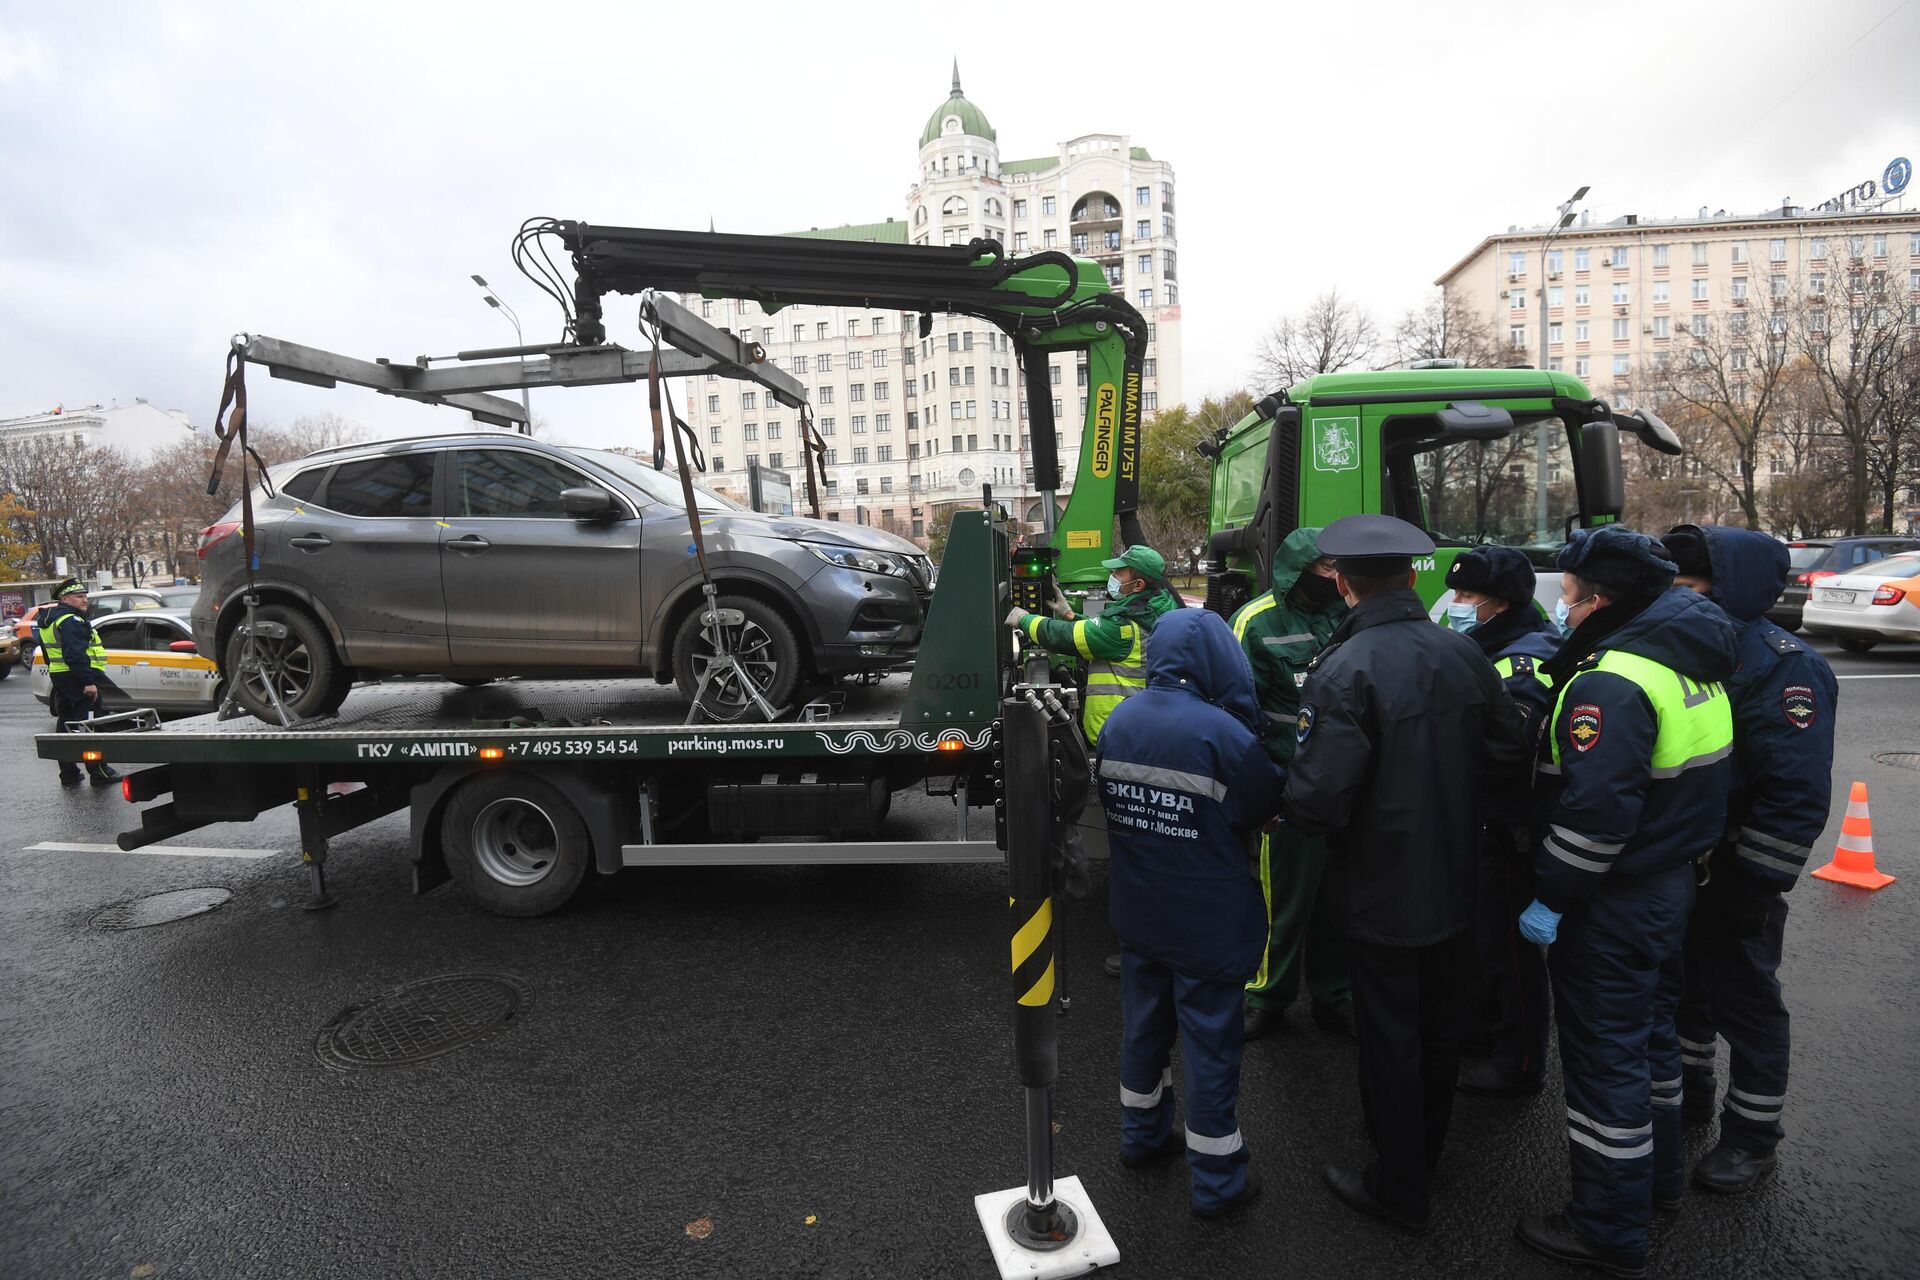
left=222, top=603, right=351, bottom=721
left=671, top=594, right=802, bottom=719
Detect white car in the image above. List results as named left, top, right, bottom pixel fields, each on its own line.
left=1800, top=550, right=1920, bottom=653
left=31, top=608, right=222, bottom=714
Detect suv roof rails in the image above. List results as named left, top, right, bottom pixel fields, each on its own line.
left=290, top=428, right=531, bottom=463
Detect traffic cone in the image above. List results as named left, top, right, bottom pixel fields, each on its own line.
left=1811, top=781, right=1896, bottom=891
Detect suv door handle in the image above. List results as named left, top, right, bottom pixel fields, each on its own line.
left=289, top=534, right=332, bottom=550
left=450, top=534, right=492, bottom=554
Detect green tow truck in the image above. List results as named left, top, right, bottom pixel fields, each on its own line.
left=1198, top=364, right=1683, bottom=617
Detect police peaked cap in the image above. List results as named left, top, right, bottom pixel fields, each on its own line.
left=1445, top=545, right=1537, bottom=608
left=1319, top=513, right=1434, bottom=576
left=55, top=578, right=89, bottom=597
left=1556, top=525, right=1676, bottom=601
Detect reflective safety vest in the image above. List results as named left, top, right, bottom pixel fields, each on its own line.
left=1082, top=619, right=1147, bottom=745
left=39, top=608, right=107, bottom=677
left=1549, top=649, right=1733, bottom=777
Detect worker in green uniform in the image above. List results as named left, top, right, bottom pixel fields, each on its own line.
left=1230, top=527, right=1353, bottom=1039
left=1005, top=543, right=1182, bottom=746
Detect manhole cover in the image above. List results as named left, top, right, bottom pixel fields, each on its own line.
left=316, top=973, right=527, bottom=1071
left=1874, top=752, right=1920, bottom=771
left=91, top=887, right=233, bottom=931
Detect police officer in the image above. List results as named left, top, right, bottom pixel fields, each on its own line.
left=1515, top=527, right=1737, bottom=1279
left=38, top=579, right=121, bottom=787
left=1444, top=546, right=1561, bottom=1097
left=1229, top=527, right=1352, bottom=1039
left=1005, top=544, right=1181, bottom=746
left=1282, top=515, right=1528, bottom=1233
left=1662, top=525, right=1837, bottom=1193
left=1097, top=607, right=1285, bottom=1218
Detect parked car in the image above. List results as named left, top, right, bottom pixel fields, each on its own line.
left=31, top=608, right=222, bottom=714
left=1800, top=550, right=1920, bottom=653
left=0, top=623, right=17, bottom=679
left=154, top=585, right=202, bottom=609
left=192, top=433, right=934, bottom=721
left=1769, top=537, right=1920, bottom=631
left=87, top=587, right=167, bottom=619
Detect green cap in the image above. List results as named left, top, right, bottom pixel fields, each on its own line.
left=1100, top=544, right=1166, bottom=581
left=55, top=578, right=89, bottom=597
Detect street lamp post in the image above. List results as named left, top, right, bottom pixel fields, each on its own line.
left=1537, top=185, right=1590, bottom=541
left=471, top=274, right=532, bottom=435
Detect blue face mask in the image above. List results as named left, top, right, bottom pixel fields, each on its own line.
left=1447, top=601, right=1482, bottom=635
left=1553, top=598, right=1571, bottom=630
left=1107, top=574, right=1125, bottom=597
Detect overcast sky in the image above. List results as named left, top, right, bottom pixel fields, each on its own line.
left=3, top=0, right=1915, bottom=449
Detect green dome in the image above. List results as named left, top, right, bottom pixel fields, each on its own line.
left=920, top=63, right=995, bottom=147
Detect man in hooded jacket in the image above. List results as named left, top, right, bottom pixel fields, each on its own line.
left=1229, top=526, right=1352, bottom=1038
left=1515, top=527, right=1738, bottom=1279
left=1097, top=607, right=1284, bottom=1219
left=1662, top=525, right=1837, bottom=1194
left=1444, top=546, right=1562, bottom=1096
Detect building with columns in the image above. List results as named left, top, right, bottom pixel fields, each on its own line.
left=687, top=66, right=1181, bottom=539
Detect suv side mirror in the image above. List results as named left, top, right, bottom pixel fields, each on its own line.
left=1437, top=401, right=1514, bottom=438
left=561, top=487, right=617, bottom=520
left=169, top=639, right=198, bottom=653
left=1577, top=422, right=1627, bottom=518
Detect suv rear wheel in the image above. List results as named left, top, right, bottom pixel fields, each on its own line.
left=222, top=603, right=351, bottom=721
left=671, top=594, right=802, bottom=719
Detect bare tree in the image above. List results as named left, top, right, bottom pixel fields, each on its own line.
left=1251, top=289, right=1377, bottom=390
left=1392, top=291, right=1524, bottom=368
left=1798, top=252, right=1909, bottom=532
left=251, top=413, right=368, bottom=468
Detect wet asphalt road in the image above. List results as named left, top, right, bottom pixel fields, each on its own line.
left=2, top=642, right=1918, bottom=1280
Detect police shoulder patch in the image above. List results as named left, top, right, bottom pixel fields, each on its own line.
left=1782, top=684, right=1817, bottom=730
left=1766, top=630, right=1805, bottom=656
left=1296, top=705, right=1316, bottom=745
left=1568, top=703, right=1604, bottom=752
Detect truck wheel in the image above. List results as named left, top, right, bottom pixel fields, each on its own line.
left=222, top=604, right=350, bottom=721
left=672, top=594, right=802, bottom=718
left=441, top=773, right=590, bottom=917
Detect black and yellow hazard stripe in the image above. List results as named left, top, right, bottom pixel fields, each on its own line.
left=1010, top=894, right=1056, bottom=1007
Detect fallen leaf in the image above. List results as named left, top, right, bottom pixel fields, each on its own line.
left=1050, top=1122, right=1062, bottom=1134
left=132, top=1269, right=156, bottom=1279
left=804, top=1215, right=818, bottom=1226
left=685, top=1217, right=714, bottom=1241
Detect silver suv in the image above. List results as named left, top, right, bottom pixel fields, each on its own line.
left=192, top=432, right=932, bottom=719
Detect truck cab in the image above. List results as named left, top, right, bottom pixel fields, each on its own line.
left=1200, top=366, right=1681, bottom=617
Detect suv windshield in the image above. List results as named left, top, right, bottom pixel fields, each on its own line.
left=571, top=448, right=744, bottom=513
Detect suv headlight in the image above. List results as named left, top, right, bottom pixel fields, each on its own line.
left=804, top=542, right=911, bottom=576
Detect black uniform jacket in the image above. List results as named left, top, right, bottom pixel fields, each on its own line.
left=1282, top=588, right=1530, bottom=947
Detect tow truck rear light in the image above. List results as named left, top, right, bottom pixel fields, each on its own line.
left=121, top=778, right=133, bottom=802
left=198, top=521, right=240, bottom=560
left=478, top=747, right=505, bottom=760
left=1872, top=585, right=1906, bottom=606
left=1795, top=570, right=1836, bottom=586
left=937, top=738, right=966, bottom=753
left=82, top=750, right=103, bottom=762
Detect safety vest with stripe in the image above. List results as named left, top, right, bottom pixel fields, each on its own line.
left=1080, top=617, right=1147, bottom=745
left=1549, top=650, right=1733, bottom=776
left=38, top=608, right=106, bottom=677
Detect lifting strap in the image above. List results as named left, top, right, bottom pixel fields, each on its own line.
left=799, top=401, right=827, bottom=519
left=206, top=345, right=265, bottom=591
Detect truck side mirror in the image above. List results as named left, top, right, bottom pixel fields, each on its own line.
left=1577, top=422, right=1626, bottom=518
left=1437, top=401, right=1514, bottom=438
left=560, top=487, right=617, bottom=519
left=1614, top=407, right=1684, bottom=456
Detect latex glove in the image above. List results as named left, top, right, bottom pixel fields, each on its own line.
left=1005, top=606, right=1032, bottom=630
left=1047, top=583, right=1075, bottom=620
left=1517, top=899, right=1562, bottom=946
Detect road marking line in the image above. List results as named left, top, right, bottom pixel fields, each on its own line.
left=22, top=842, right=277, bottom=860
left=1835, top=674, right=1920, bottom=680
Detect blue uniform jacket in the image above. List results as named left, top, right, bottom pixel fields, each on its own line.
left=1096, top=608, right=1284, bottom=982
left=1696, top=526, right=1840, bottom=894
left=42, top=603, right=106, bottom=698
left=1469, top=607, right=1561, bottom=829
left=1536, top=587, right=1738, bottom=911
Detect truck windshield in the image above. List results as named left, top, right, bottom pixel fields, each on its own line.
left=1391, top=419, right=1579, bottom=547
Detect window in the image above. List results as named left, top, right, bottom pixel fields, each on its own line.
left=701, top=300, right=714, bottom=318
left=873, top=315, right=887, bottom=335
left=767, top=423, right=782, bottom=440
left=1508, top=252, right=1525, bottom=276
left=1143, top=391, right=1158, bottom=412
left=1012, top=199, right=1026, bottom=219
left=1653, top=316, right=1670, bottom=338
left=1510, top=291, right=1526, bottom=311
left=1612, top=245, right=1628, bottom=267
left=1911, top=233, right=1920, bottom=256
left=1911, top=269, right=1920, bottom=292
left=713, top=456, right=725, bottom=471
left=1810, top=237, right=1827, bottom=259
left=852, top=415, right=867, bottom=434
left=1692, top=279, right=1709, bottom=301
left=963, top=332, right=974, bottom=351
left=281, top=468, right=324, bottom=502
left=1510, top=324, right=1526, bottom=347
left=849, top=383, right=865, bottom=402
left=875, top=381, right=889, bottom=400
left=792, top=355, right=809, bottom=376
left=1731, top=241, right=1748, bottom=265
left=1136, top=219, right=1151, bottom=239
left=820, top=417, right=835, bottom=436
left=1873, top=233, right=1888, bottom=258
left=1575, top=355, right=1591, bottom=377
left=1653, top=244, right=1669, bottom=267
left=963, top=366, right=976, bottom=385
left=966, top=402, right=978, bottom=419
left=824, top=479, right=838, bottom=496
left=1574, top=284, right=1590, bottom=306
left=1769, top=238, right=1787, bottom=263
left=818, top=353, right=832, bottom=373
left=1138, top=253, right=1153, bottom=274
left=848, top=351, right=864, bottom=371
left=742, top=391, right=757, bottom=410
left=817, top=322, right=829, bottom=340
left=1041, top=196, right=1056, bottom=216
left=1574, top=248, right=1591, bottom=271
left=853, top=447, right=869, bottom=464
left=1612, top=318, right=1629, bottom=340
left=818, top=386, right=834, bottom=405
left=948, top=367, right=960, bottom=387
left=1692, top=242, right=1709, bottom=266
left=1548, top=323, right=1563, bottom=344
left=1731, top=278, right=1748, bottom=301
left=1142, top=357, right=1156, bottom=377
left=743, top=423, right=758, bottom=440
left=1049, top=365, right=1062, bottom=385
left=847, top=319, right=860, bottom=338
left=453, top=450, right=594, bottom=519
left=856, top=478, right=869, bottom=495
left=1574, top=320, right=1590, bottom=342
left=1052, top=398, right=1063, bottom=419
left=761, top=327, right=773, bottom=345
left=323, top=453, right=436, bottom=518
left=1612, top=355, right=1629, bottom=377
left=767, top=451, right=783, bottom=469
left=1136, top=186, right=1151, bottom=206
left=1548, top=285, right=1564, bottom=307
left=1690, top=315, right=1707, bottom=337
left=1547, top=250, right=1564, bottom=274
left=1612, top=283, right=1629, bottom=304
left=1770, top=274, right=1787, bottom=298
left=709, top=425, right=722, bottom=444
left=957, top=467, right=977, bottom=488
left=1652, top=281, right=1669, bottom=304
left=877, top=445, right=892, bottom=461
left=1139, top=288, right=1153, bottom=307
left=1013, top=231, right=1028, bottom=252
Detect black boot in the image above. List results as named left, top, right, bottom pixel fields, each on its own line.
left=1457, top=1057, right=1543, bottom=1097
left=1102, top=952, right=1122, bottom=979
left=1323, top=1163, right=1428, bottom=1234
left=60, top=769, right=85, bottom=788
left=1693, top=1143, right=1776, bottom=1193
left=1515, top=1212, right=1647, bottom=1278
left=1311, top=999, right=1357, bottom=1038
left=1243, top=1005, right=1283, bottom=1040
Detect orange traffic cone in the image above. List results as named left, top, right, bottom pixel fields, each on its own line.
left=1812, top=781, right=1896, bottom=891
